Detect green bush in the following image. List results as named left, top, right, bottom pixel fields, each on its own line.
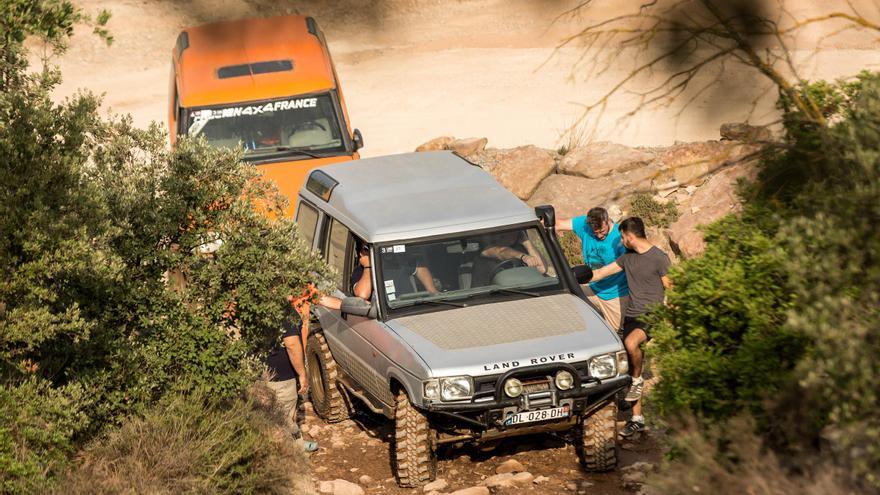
left=60, top=387, right=312, bottom=494
left=628, top=193, right=679, bottom=228
left=0, top=2, right=329, bottom=491
left=651, top=72, right=880, bottom=490
left=650, top=210, right=803, bottom=421
left=558, top=231, right=583, bottom=266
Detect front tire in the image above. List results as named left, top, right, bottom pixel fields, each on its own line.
left=306, top=332, right=348, bottom=423
left=392, top=391, right=437, bottom=487
left=578, top=400, right=618, bottom=471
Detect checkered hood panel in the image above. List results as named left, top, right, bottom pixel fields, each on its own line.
left=394, top=294, right=582, bottom=350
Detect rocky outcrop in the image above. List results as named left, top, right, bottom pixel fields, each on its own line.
left=650, top=141, right=759, bottom=187
left=558, top=141, right=654, bottom=179
left=415, top=131, right=767, bottom=259
left=720, top=122, right=772, bottom=143
left=667, top=162, right=757, bottom=257
left=481, top=145, right=556, bottom=200
left=415, top=136, right=455, bottom=152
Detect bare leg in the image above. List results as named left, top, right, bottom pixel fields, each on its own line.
left=625, top=328, right=648, bottom=419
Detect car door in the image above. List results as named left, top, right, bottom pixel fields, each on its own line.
left=313, top=217, right=390, bottom=403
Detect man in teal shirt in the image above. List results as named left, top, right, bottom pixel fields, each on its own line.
left=556, top=207, right=630, bottom=330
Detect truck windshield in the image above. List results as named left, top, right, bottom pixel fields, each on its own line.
left=378, top=226, right=565, bottom=310
left=184, top=93, right=346, bottom=158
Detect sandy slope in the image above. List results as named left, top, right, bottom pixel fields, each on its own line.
left=43, top=0, right=880, bottom=157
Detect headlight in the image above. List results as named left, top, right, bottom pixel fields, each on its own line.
left=616, top=350, right=629, bottom=374
left=589, top=354, right=617, bottom=379
left=503, top=378, right=523, bottom=397
left=423, top=379, right=441, bottom=400
left=555, top=370, right=574, bottom=390
left=440, top=376, right=473, bottom=401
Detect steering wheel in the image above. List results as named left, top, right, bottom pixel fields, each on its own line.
left=488, top=258, right=526, bottom=281
left=294, top=121, right=327, bottom=132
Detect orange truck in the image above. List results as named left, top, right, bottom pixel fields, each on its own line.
left=168, top=15, right=363, bottom=216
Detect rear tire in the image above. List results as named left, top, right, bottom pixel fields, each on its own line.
left=392, top=391, right=437, bottom=487
left=578, top=400, right=618, bottom=471
left=306, top=332, right=348, bottom=423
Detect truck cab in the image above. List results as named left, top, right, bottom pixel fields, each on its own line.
left=168, top=15, right=363, bottom=217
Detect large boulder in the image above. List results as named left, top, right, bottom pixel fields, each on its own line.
left=666, top=163, right=757, bottom=257
left=720, top=122, right=772, bottom=143
left=483, top=145, right=556, bottom=200
left=450, top=137, right=488, bottom=156
left=651, top=141, right=759, bottom=187
left=527, top=173, right=629, bottom=218
left=415, top=136, right=455, bottom=152
left=558, top=142, right=655, bottom=179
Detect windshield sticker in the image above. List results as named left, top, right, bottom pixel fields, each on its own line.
left=393, top=245, right=406, bottom=253
left=384, top=280, right=396, bottom=291
left=187, top=97, right=319, bottom=134
left=387, top=293, right=397, bottom=301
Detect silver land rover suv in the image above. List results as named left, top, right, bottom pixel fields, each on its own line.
left=294, top=151, right=631, bottom=487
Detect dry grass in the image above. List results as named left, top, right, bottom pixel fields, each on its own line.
left=59, top=383, right=313, bottom=495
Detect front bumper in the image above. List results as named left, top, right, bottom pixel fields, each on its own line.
left=424, top=372, right=631, bottom=430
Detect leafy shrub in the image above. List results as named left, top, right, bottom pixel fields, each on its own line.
left=558, top=230, right=583, bottom=266
left=628, top=193, right=679, bottom=228
left=0, top=3, right=329, bottom=491
left=651, top=72, right=880, bottom=490
left=61, top=387, right=312, bottom=494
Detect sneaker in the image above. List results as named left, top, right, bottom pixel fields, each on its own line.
left=625, top=376, right=644, bottom=402
left=302, top=440, right=319, bottom=452
left=620, top=419, right=645, bottom=437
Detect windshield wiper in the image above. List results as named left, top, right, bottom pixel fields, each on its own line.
left=248, top=146, right=323, bottom=158
left=480, top=287, right=541, bottom=297
left=393, top=298, right=467, bottom=309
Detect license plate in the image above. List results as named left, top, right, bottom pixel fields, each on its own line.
left=504, top=405, right=569, bottom=425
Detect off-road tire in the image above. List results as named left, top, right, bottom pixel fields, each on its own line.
left=306, top=332, right=348, bottom=423
left=577, top=400, right=618, bottom=471
left=392, top=391, right=437, bottom=487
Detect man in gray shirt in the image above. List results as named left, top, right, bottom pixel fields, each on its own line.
left=588, top=217, right=671, bottom=437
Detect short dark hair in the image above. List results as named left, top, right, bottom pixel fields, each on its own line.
left=586, top=207, right=609, bottom=231
left=619, top=217, right=646, bottom=238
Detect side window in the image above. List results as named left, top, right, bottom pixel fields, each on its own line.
left=325, top=219, right=350, bottom=292
left=295, top=202, right=320, bottom=248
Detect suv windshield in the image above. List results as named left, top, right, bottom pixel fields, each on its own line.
left=184, top=93, right=346, bottom=158
left=378, top=226, right=564, bottom=311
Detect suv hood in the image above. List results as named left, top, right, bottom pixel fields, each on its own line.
left=385, top=293, right=622, bottom=378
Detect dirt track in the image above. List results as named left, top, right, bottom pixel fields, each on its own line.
left=301, top=398, right=662, bottom=494
left=41, top=0, right=880, bottom=156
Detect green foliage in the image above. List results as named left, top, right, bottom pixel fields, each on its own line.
left=558, top=231, right=583, bottom=266
left=628, top=193, right=679, bottom=228
left=653, top=72, right=880, bottom=490
left=651, top=210, right=802, bottom=420
left=61, top=387, right=311, bottom=494
left=0, top=379, right=90, bottom=494
left=0, top=4, right=328, bottom=491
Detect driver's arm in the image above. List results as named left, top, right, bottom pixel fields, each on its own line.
left=481, top=245, right=522, bottom=261
left=353, top=267, right=372, bottom=300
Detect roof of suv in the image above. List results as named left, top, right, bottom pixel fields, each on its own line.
left=301, top=152, right=537, bottom=243
left=176, top=15, right=335, bottom=108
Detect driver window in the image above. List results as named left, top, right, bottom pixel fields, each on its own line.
left=325, top=218, right=350, bottom=292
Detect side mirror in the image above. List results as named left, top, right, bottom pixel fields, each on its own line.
left=535, top=205, right=556, bottom=228
left=571, top=264, right=593, bottom=284
left=340, top=296, right=377, bottom=319
left=352, top=128, right=364, bottom=151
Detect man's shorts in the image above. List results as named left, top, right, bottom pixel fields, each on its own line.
left=622, top=316, right=651, bottom=342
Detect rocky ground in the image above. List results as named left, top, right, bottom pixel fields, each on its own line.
left=303, top=399, right=662, bottom=495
